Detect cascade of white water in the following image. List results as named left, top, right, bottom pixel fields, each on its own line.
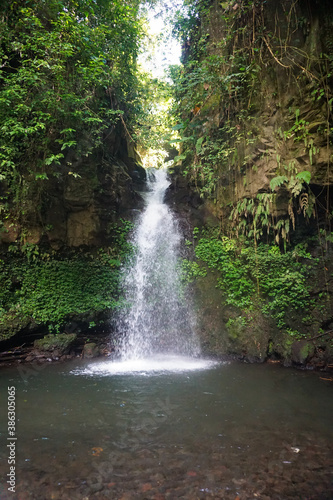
left=117, top=168, right=200, bottom=360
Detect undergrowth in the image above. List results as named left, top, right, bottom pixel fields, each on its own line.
left=0, top=220, right=134, bottom=339
left=183, top=228, right=317, bottom=329
left=0, top=255, right=121, bottom=337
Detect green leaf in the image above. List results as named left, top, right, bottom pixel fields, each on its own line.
left=172, top=123, right=185, bottom=131
left=61, top=141, right=77, bottom=151
left=296, top=170, right=311, bottom=184
left=196, top=136, right=205, bottom=154
left=174, top=153, right=187, bottom=162
left=270, top=175, right=288, bottom=191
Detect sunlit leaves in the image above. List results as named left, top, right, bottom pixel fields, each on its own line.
left=296, top=170, right=311, bottom=184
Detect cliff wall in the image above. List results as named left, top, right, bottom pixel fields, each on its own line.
left=0, top=126, right=145, bottom=250
left=169, top=0, right=333, bottom=368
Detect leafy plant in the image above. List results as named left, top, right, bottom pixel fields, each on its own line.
left=0, top=0, right=145, bottom=227
left=190, top=229, right=314, bottom=328
left=0, top=217, right=134, bottom=338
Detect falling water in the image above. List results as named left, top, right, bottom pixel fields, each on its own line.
left=117, top=168, right=200, bottom=361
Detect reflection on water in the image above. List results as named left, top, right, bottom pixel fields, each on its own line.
left=0, top=360, right=332, bottom=499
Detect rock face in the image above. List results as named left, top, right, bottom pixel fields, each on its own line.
left=167, top=0, right=333, bottom=368
left=83, top=342, right=100, bottom=359
left=0, top=122, right=147, bottom=346
left=171, top=0, right=333, bottom=230
left=0, top=125, right=146, bottom=250
left=30, top=333, right=77, bottom=361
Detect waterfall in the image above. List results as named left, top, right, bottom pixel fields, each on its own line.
left=117, top=168, right=200, bottom=360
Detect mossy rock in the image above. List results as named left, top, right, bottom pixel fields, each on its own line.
left=34, top=333, right=77, bottom=353
left=271, top=333, right=294, bottom=362
left=83, top=342, right=99, bottom=359
left=0, top=312, right=31, bottom=342
left=226, top=315, right=269, bottom=362
left=192, top=273, right=232, bottom=355
left=226, top=316, right=246, bottom=340
left=291, top=339, right=315, bottom=365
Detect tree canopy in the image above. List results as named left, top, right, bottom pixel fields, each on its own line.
left=0, top=0, right=146, bottom=223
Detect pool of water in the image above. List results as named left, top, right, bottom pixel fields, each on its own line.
left=0, top=357, right=332, bottom=499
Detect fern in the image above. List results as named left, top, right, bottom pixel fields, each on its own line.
left=296, top=170, right=311, bottom=184
left=196, top=136, right=205, bottom=154
left=270, top=175, right=288, bottom=191
left=299, top=193, right=309, bottom=216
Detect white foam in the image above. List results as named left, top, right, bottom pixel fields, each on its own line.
left=71, top=355, right=219, bottom=377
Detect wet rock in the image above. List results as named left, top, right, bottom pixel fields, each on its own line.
left=67, top=207, right=100, bottom=247
left=33, top=333, right=77, bottom=360
left=83, top=342, right=100, bottom=359
left=291, top=340, right=315, bottom=365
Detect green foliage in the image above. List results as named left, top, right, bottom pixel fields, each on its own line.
left=283, top=109, right=309, bottom=142
left=230, top=193, right=273, bottom=242
left=0, top=256, right=120, bottom=335
left=168, top=0, right=264, bottom=196
left=169, top=0, right=331, bottom=246
left=0, top=0, right=144, bottom=223
left=270, top=176, right=288, bottom=191
left=104, top=218, right=135, bottom=263
left=133, top=75, right=176, bottom=168
left=191, top=230, right=314, bottom=327
left=296, top=170, right=311, bottom=184
left=229, top=166, right=315, bottom=246
left=0, top=218, right=133, bottom=337
left=180, top=258, right=207, bottom=283
left=242, top=243, right=312, bottom=328
left=34, top=332, right=77, bottom=351
left=0, top=254, right=119, bottom=331
left=194, top=235, right=255, bottom=309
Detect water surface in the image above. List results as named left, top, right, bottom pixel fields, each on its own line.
left=0, top=359, right=332, bottom=499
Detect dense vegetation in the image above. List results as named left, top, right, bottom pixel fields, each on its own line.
left=0, top=219, right=133, bottom=339
left=183, top=228, right=324, bottom=327
left=170, top=0, right=333, bottom=362
left=171, top=0, right=332, bottom=242
left=0, top=0, right=146, bottom=226
left=0, top=0, right=332, bottom=365
left=0, top=0, right=148, bottom=340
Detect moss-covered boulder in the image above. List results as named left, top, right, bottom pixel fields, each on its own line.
left=83, top=342, right=100, bottom=359
left=0, top=312, right=31, bottom=342
left=193, top=272, right=270, bottom=362
left=291, top=340, right=315, bottom=365
left=34, top=333, right=77, bottom=358
left=226, top=315, right=269, bottom=363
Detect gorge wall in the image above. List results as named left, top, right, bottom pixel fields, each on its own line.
left=0, top=0, right=146, bottom=347
left=0, top=126, right=145, bottom=250
left=0, top=0, right=332, bottom=370
left=168, top=0, right=333, bottom=368
left=0, top=124, right=146, bottom=346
